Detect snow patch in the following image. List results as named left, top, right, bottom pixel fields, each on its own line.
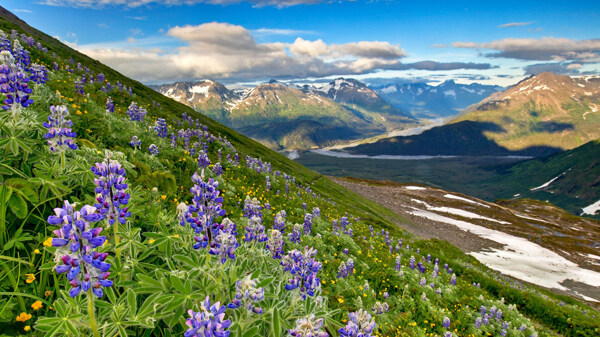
left=407, top=208, right=600, bottom=299
left=444, top=89, right=456, bottom=97
left=444, top=194, right=490, bottom=208
left=405, top=186, right=426, bottom=190
left=582, top=199, right=600, bottom=215
left=381, top=85, right=397, bottom=94
left=190, top=85, right=210, bottom=96
left=530, top=172, right=565, bottom=191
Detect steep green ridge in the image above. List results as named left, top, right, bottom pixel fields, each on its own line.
left=0, top=8, right=598, bottom=337
left=477, top=139, right=600, bottom=218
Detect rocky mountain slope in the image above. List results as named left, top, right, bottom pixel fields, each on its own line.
left=373, top=80, right=503, bottom=118
left=155, top=78, right=416, bottom=150
left=346, top=72, right=600, bottom=157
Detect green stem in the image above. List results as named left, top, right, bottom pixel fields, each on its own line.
left=0, top=292, right=53, bottom=306
left=87, top=290, right=101, bottom=337
left=114, top=221, right=121, bottom=265
left=0, top=261, right=26, bottom=312
left=0, top=185, right=6, bottom=246
left=60, top=151, right=66, bottom=171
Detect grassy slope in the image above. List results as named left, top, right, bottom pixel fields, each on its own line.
left=1, top=8, right=599, bottom=337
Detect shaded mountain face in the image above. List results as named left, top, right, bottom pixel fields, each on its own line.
left=372, top=80, right=503, bottom=119
left=154, top=78, right=416, bottom=150
left=346, top=72, right=600, bottom=157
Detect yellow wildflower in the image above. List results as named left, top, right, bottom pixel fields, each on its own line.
left=16, top=312, right=31, bottom=322
left=42, top=237, right=53, bottom=247
left=31, top=301, right=42, bottom=311
left=24, top=326, right=31, bottom=332
left=337, top=298, right=344, bottom=304
left=25, top=274, right=35, bottom=284
left=33, top=249, right=41, bottom=254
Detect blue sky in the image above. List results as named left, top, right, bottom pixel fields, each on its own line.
left=6, top=0, right=600, bottom=86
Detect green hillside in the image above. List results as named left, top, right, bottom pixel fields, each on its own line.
left=477, top=139, right=600, bottom=218
left=0, top=7, right=598, bottom=337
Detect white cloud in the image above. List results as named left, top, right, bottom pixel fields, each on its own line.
left=453, top=37, right=600, bottom=63
left=497, top=21, right=534, bottom=28
left=39, top=0, right=349, bottom=8
left=14, top=9, right=33, bottom=13
left=76, top=22, right=492, bottom=83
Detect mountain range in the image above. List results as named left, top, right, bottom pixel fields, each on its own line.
left=372, top=80, right=503, bottom=119
left=152, top=78, right=417, bottom=149
left=347, top=72, right=600, bottom=157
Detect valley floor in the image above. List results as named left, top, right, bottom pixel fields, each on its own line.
left=332, top=177, right=600, bottom=306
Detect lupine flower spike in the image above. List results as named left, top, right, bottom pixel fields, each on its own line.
left=48, top=201, right=111, bottom=298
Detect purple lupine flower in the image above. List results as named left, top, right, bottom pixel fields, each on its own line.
left=482, top=314, right=490, bottom=325
left=106, top=97, right=114, bottom=114
left=288, top=223, right=302, bottom=244
left=288, top=315, right=328, bottom=337
left=43, top=105, right=77, bottom=152
left=303, top=213, right=312, bottom=235
left=444, top=332, right=452, bottom=337
left=74, top=79, right=84, bottom=95
left=185, top=296, right=231, bottom=337
left=48, top=201, right=111, bottom=298
left=281, top=246, right=322, bottom=299
left=209, top=219, right=239, bottom=264
left=91, top=158, right=131, bottom=226
left=52, top=62, right=59, bottom=71
left=227, top=275, right=264, bottom=314
left=419, top=277, right=426, bottom=286
left=212, top=162, right=223, bottom=176
left=337, top=261, right=348, bottom=278
left=12, top=40, right=30, bottom=71
left=129, top=136, right=141, bottom=149
left=312, top=207, right=320, bottom=218
left=29, top=63, right=48, bottom=84
left=266, top=229, right=285, bottom=259
left=197, top=150, right=210, bottom=169
left=450, top=273, right=457, bottom=286
left=495, top=309, right=503, bottom=321
left=183, top=171, right=226, bottom=250
left=371, top=302, right=389, bottom=315
left=395, top=255, right=402, bottom=271
left=244, top=215, right=268, bottom=243
left=346, top=258, right=354, bottom=276
left=342, top=248, right=349, bottom=254
left=155, top=118, right=167, bottom=138
left=243, top=196, right=262, bottom=218
left=170, top=133, right=177, bottom=148
left=442, top=317, right=450, bottom=329
left=480, top=306, right=486, bottom=315
left=96, top=73, right=105, bottom=82
left=339, top=309, right=376, bottom=337
left=474, top=317, right=482, bottom=329
left=409, top=256, right=416, bottom=270
left=273, top=210, right=286, bottom=232
left=0, top=31, right=10, bottom=52
left=0, top=51, right=33, bottom=111
left=126, top=101, right=146, bottom=122
left=148, top=144, right=159, bottom=156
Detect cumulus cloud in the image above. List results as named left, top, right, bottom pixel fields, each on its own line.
left=498, top=21, right=534, bottom=28
left=76, top=22, right=493, bottom=83
left=39, top=0, right=348, bottom=8
left=452, top=37, right=600, bottom=63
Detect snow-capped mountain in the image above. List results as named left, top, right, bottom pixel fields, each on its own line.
left=152, top=78, right=416, bottom=149
left=372, top=80, right=503, bottom=119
